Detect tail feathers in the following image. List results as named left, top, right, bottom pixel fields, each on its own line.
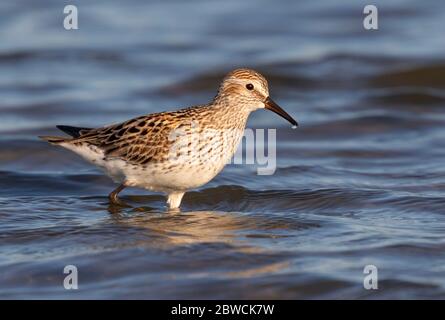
left=56, top=125, right=92, bottom=138
left=39, top=125, right=93, bottom=144
left=38, top=135, right=70, bottom=144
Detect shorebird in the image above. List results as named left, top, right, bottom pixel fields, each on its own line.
left=40, top=68, right=298, bottom=209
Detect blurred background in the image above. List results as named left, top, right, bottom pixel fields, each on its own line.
left=1, top=0, right=445, bottom=299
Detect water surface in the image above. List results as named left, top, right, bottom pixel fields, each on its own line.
left=1, top=0, right=445, bottom=299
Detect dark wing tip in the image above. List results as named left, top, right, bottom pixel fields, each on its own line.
left=56, top=125, right=92, bottom=138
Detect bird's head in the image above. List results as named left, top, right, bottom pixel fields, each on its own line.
left=216, top=68, right=298, bottom=127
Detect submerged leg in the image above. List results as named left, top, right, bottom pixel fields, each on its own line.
left=166, top=192, right=185, bottom=210
left=108, top=184, right=127, bottom=206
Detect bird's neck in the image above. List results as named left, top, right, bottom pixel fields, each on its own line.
left=209, top=95, right=252, bottom=131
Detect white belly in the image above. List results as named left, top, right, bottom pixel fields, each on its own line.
left=121, top=161, right=225, bottom=191
left=60, top=128, right=241, bottom=193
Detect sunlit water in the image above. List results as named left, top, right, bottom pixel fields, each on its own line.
left=1, top=0, right=445, bottom=299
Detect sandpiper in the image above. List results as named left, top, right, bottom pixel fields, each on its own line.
left=40, top=68, right=298, bottom=209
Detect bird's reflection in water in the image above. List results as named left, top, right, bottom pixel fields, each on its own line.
left=107, top=200, right=291, bottom=278
left=109, top=207, right=251, bottom=247
left=106, top=194, right=290, bottom=250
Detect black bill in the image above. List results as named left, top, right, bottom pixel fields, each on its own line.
left=264, top=97, right=298, bottom=127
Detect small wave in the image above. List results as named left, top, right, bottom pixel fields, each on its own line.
left=297, top=115, right=443, bottom=138
left=0, top=49, right=125, bottom=65
left=184, top=185, right=386, bottom=213
left=156, top=69, right=315, bottom=96
left=370, top=63, right=445, bottom=89
left=0, top=170, right=111, bottom=196
left=370, top=91, right=445, bottom=106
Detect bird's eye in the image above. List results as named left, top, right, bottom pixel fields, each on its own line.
left=246, top=83, right=254, bottom=90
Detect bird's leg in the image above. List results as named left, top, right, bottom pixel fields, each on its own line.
left=108, top=184, right=128, bottom=206
left=166, top=192, right=185, bottom=211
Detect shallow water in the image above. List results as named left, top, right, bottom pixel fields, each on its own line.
left=1, top=0, right=445, bottom=299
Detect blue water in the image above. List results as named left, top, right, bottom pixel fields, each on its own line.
left=1, top=0, right=445, bottom=299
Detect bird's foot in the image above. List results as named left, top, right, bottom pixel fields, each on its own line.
left=108, top=194, right=132, bottom=207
